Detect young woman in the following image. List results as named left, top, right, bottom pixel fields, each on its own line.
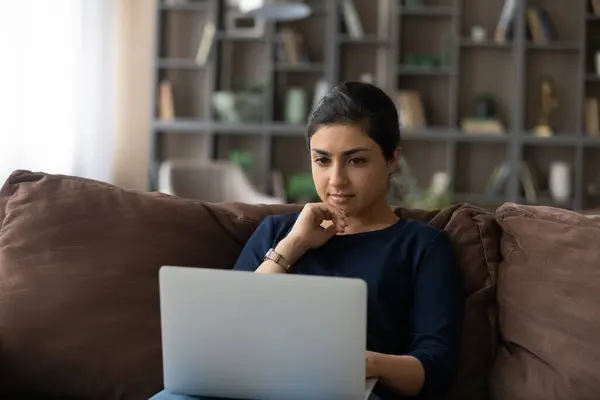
left=233, top=81, right=464, bottom=399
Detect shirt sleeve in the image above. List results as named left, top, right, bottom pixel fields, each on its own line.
left=232, top=215, right=276, bottom=272
left=407, top=231, right=465, bottom=399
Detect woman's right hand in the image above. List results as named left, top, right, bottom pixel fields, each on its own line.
left=263, top=203, right=347, bottom=272
left=285, top=202, right=347, bottom=252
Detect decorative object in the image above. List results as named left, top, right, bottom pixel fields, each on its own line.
left=225, top=10, right=265, bottom=37
left=549, top=161, right=571, bottom=205
left=471, top=25, right=487, bottom=42
left=233, top=0, right=312, bottom=21
left=286, top=172, right=318, bottom=203
left=533, top=77, right=558, bottom=137
left=284, top=87, right=307, bottom=125
left=494, top=0, right=518, bottom=43
left=158, top=80, right=175, bottom=121
left=195, top=21, right=216, bottom=65
left=397, top=90, right=426, bottom=130
left=359, top=73, right=374, bottom=83
left=405, top=0, right=424, bottom=8
left=404, top=51, right=451, bottom=69
left=312, top=79, right=330, bottom=111
left=278, top=27, right=309, bottom=65
left=213, top=83, right=266, bottom=123
left=340, top=0, right=364, bottom=38
left=461, top=93, right=505, bottom=134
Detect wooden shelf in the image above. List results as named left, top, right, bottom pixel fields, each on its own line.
left=397, top=65, right=454, bottom=76
left=338, top=35, right=389, bottom=45
left=159, top=2, right=211, bottom=12
left=398, top=6, right=455, bottom=17
left=157, top=58, right=206, bottom=69
left=526, top=41, right=580, bottom=51
left=273, top=63, right=325, bottom=73
left=149, top=0, right=600, bottom=211
left=460, top=38, right=513, bottom=49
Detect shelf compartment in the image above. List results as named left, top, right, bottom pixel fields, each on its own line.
left=524, top=51, right=580, bottom=134
left=520, top=143, right=577, bottom=208
left=458, top=48, right=516, bottom=135
left=215, top=134, right=267, bottom=186
left=400, top=141, right=449, bottom=190
left=156, top=70, right=208, bottom=120
left=160, top=9, right=213, bottom=59
left=455, top=142, right=509, bottom=196
left=271, top=136, right=311, bottom=202
left=398, top=76, right=451, bottom=127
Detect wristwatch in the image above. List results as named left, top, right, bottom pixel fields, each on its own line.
left=264, top=248, right=292, bottom=272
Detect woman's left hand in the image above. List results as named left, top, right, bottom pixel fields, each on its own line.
left=366, top=351, right=380, bottom=378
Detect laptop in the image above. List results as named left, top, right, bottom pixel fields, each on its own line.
left=158, top=266, right=376, bottom=400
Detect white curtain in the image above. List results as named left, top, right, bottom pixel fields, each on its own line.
left=0, top=0, right=118, bottom=185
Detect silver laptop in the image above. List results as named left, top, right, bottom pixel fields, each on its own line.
left=158, top=266, right=370, bottom=400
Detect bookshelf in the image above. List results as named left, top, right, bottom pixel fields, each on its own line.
left=149, top=0, right=600, bottom=212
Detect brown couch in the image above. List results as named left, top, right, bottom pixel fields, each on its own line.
left=0, top=170, right=598, bottom=400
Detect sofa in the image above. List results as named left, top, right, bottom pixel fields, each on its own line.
left=0, top=170, right=598, bottom=400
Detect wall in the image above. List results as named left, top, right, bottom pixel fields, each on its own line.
left=113, top=0, right=155, bottom=191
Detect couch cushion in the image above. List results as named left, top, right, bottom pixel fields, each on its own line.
left=492, top=203, right=600, bottom=400
left=0, top=170, right=299, bottom=399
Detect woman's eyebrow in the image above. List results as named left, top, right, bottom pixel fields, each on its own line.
left=311, top=147, right=371, bottom=156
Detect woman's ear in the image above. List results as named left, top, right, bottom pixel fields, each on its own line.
left=387, top=146, right=401, bottom=175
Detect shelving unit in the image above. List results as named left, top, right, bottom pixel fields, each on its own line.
left=149, top=0, right=600, bottom=211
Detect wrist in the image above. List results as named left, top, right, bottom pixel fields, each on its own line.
left=367, top=351, right=384, bottom=378
left=275, top=235, right=307, bottom=265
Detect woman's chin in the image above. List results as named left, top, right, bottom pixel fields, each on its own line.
left=327, top=199, right=353, bottom=214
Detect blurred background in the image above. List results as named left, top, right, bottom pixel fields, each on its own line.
left=2, top=0, right=600, bottom=213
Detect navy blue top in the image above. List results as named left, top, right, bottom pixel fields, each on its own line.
left=233, top=212, right=464, bottom=400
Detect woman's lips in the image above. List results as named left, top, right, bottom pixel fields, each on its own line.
left=329, top=194, right=354, bottom=203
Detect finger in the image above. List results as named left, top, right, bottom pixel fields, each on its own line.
left=321, top=202, right=346, bottom=223
left=323, top=223, right=339, bottom=237
left=309, top=204, right=332, bottom=223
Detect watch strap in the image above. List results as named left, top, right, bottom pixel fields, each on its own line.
left=264, top=248, right=292, bottom=272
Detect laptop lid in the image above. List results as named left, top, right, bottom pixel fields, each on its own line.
left=159, top=266, right=367, bottom=400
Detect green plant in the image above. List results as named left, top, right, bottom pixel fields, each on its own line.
left=388, top=156, right=453, bottom=210
left=286, top=172, right=317, bottom=201
left=228, top=150, right=253, bottom=171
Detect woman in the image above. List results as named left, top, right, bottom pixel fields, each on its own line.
left=233, top=81, right=464, bottom=399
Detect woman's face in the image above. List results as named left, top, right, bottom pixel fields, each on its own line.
left=309, top=124, right=398, bottom=217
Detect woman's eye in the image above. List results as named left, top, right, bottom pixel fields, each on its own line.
left=314, top=157, right=330, bottom=165
left=349, top=158, right=366, bottom=165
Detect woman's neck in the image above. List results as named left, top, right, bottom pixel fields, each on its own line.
left=342, top=200, right=399, bottom=235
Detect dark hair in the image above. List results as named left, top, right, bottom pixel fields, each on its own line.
left=306, top=81, right=401, bottom=161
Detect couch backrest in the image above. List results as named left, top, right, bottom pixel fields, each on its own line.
left=0, top=170, right=500, bottom=399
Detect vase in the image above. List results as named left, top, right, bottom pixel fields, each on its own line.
left=549, top=161, right=571, bottom=205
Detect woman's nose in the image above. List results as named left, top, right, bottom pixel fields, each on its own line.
left=329, top=164, right=348, bottom=186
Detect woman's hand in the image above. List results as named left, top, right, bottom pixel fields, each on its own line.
left=285, top=202, right=347, bottom=253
